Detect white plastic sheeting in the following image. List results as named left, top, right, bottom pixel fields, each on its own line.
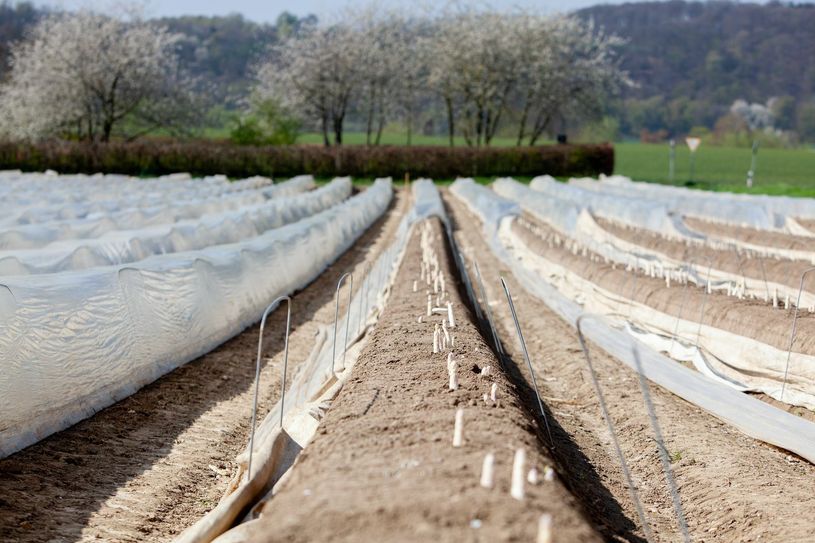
left=247, top=179, right=448, bottom=454
left=569, top=175, right=783, bottom=230
left=449, top=178, right=815, bottom=464
left=494, top=177, right=664, bottom=272
left=0, top=172, right=298, bottom=227
left=494, top=177, right=790, bottom=297
left=177, top=179, right=448, bottom=543
left=593, top=174, right=815, bottom=224
left=450, top=178, right=520, bottom=223
left=0, top=179, right=393, bottom=458
left=0, top=176, right=315, bottom=248
left=528, top=176, right=701, bottom=239
left=0, top=178, right=350, bottom=275
left=501, top=224, right=815, bottom=410
left=0, top=170, right=255, bottom=209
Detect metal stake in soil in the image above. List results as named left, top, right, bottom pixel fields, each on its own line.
left=626, top=256, right=641, bottom=319
left=500, top=276, right=555, bottom=449
left=693, top=259, right=714, bottom=349
left=474, top=259, right=503, bottom=356
left=332, top=272, right=353, bottom=375
left=358, top=263, right=370, bottom=334
left=576, top=314, right=654, bottom=543
left=728, top=243, right=750, bottom=295
left=668, top=255, right=713, bottom=357
left=781, top=266, right=815, bottom=401
left=248, top=295, right=292, bottom=481
left=458, top=248, right=483, bottom=323
left=757, top=255, right=771, bottom=302
left=630, top=343, right=691, bottom=543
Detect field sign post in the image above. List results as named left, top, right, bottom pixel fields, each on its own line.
left=747, top=140, right=759, bottom=188
left=669, top=139, right=676, bottom=183
left=685, top=137, right=701, bottom=183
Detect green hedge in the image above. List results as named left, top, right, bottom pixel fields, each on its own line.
left=0, top=141, right=614, bottom=179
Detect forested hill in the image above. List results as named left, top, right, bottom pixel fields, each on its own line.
left=577, top=1, right=815, bottom=104
left=3, top=1, right=814, bottom=105
left=2, top=0, right=815, bottom=138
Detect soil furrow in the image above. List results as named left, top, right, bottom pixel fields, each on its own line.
left=443, top=189, right=815, bottom=543
left=243, top=217, right=600, bottom=542
left=0, top=190, right=406, bottom=543
left=596, top=216, right=815, bottom=293
left=514, top=213, right=815, bottom=356
left=685, top=216, right=815, bottom=252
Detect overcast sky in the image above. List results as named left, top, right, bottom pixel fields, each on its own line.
left=28, top=0, right=793, bottom=22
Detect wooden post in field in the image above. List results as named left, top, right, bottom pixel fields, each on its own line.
left=669, top=139, right=676, bottom=183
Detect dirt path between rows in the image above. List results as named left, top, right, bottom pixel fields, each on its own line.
left=0, top=190, right=407, bottom=543
left=685, top=216, right=815, bottom=252
left=596, top=216, right=815, bottom=294
left=443, top=190, right=815, bottom=543
left=243, top=218, right=600, bottom=542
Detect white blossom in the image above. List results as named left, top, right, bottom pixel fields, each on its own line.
left=0, top=9, right=196, bottom=142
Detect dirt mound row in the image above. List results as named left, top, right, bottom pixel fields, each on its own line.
left=685, top=216, right=815, bottom=252
left=597, top=216, right=815, bottom=293
left=0, top=191, right=407, bottom=542
left=243, top=218, right=599, bottom=542
left=514, top=213, right=815, bottom=356
left=443, top=190, right=815, bottom=542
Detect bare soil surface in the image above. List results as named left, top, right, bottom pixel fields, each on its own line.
left=794, top=218, right=815, bottom=234
left=515, top=213, right=815, bottom=356
left=685, top=216, right=815, bottom=252
left=0, top=190, right=407, bottom=543
left=247, top=218, right=600, bottom=542
left=597, top=216, right=815, bottom=294
left=444, top=190, right=815, bottom=543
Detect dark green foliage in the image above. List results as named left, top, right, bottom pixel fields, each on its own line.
left=0, top=1, right=40, bottom=80
left=0, top=141, right=613, bottom=179
left=578, top=1, right=815, bottom=140
left=229, top=99, right=300, bottom=146
left=579, top=1, right=815, bottom=105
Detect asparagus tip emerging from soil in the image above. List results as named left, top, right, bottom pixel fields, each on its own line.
left=448, top=354, right=458, bottom=391
left=511, top=448, right=526, bottom=500
left=537, top=513, right=553, bottom=543
left=528, top=467, right=539, bottom=485
left=480, top=453, right=495, bottom=488
left=453, top=408, right=464, bottom=447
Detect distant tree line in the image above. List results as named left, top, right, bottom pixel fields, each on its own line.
left=0, top=3, right=626, bottom=146
left=251, top=6, right=626, bottom=147
left=2, top=0, right=815, bottom=145
left=579, top=1, right=815, bottom=144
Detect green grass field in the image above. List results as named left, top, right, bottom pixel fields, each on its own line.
left=614, top=142, right=815, bottom=197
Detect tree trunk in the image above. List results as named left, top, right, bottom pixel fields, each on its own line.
left=365, top=86, right=376, bottom=146
left=517, top=102, right=531, bottom=146
left=406, top=102, right=413, bottom=147
left=102, top=117, right=113, bottom=143
left=321, top=113, right=330, bottom=147
left=475, top=107, right=483, bottom=147
left=444, top=95, right=455, bottom=147
left=529, top=113, right=550, bottom=146
left=375, top=112, right=385, bottom=145
left=333, top=115, right=343, bottom=146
